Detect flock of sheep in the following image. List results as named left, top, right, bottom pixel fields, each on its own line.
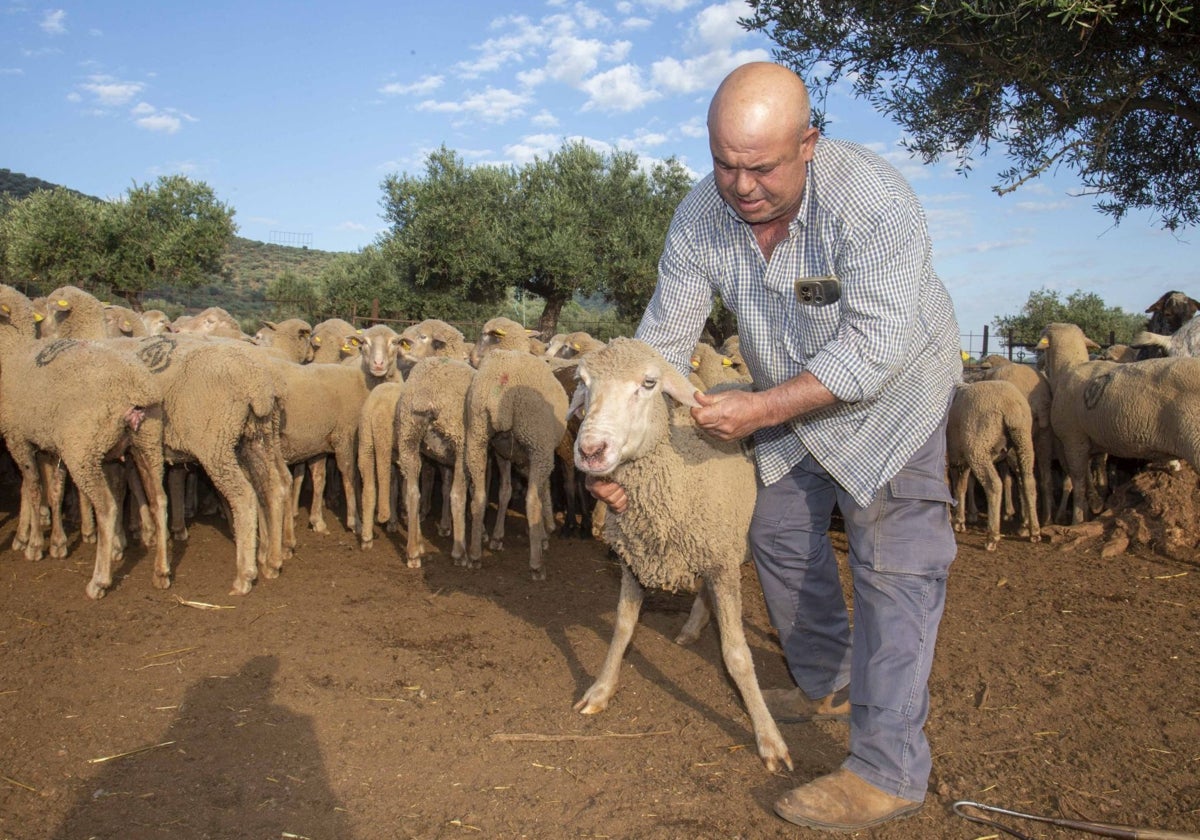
left=951, top=289, right=1200, bottom=553
left=4, top=281, right=1198, bottom=773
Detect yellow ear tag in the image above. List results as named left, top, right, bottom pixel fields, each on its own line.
left=494, top=328, right=507, bottom=337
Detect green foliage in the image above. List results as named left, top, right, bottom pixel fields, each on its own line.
left=0, top=187, right=104, bottom=289
left=993, top=287, right=1147, bottom=348
left=266, top=270, right=320, bottom=320
left=744, top=0, right=1200, bottom=228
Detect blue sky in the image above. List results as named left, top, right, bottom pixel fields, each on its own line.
left=3, top=0, right=1196, bottom=346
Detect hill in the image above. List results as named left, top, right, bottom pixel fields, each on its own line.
left=0, top=168, right=344, bottom=318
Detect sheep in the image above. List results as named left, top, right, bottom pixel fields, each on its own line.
left=550, top=330, right=604, bottom=360
left=103, top=305, right=149, bottom=338
left=946, top=380, right=1040, bottom=551
left=0, top=285, right=169, bottom=600
left=397, top=319, right=470, bottom=370
left=357, top=381, right=404, bottom=550
left=172, top=307, right=246, bottom=340
left=1102, top=344, right=1141, bottom=363
left=310, top=317, right=360, bottom=364
left=1036, top=322, right=1200, bottom=524
left=464, top=349, right=568, bottom=579
left=394, top=357, right=476, bottom=566
left=140, top=310, right=174, bottom=335
left=568, top=337, right=791, bottom=773
left=983, top=362, right=1055, bottom=526
left=689, top=341, right=753, bottom=390
left=254, top=318, right=315, bottom=363
left=469, top=316, right=540, bottom=367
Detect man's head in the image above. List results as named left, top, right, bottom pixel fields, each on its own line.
left=707, top=62, right=819, bottom=226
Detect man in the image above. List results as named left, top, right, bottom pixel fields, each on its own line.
left=588, top=62, right=961, bottom=831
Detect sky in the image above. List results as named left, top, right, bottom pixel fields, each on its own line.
left=3, top=0, right=1197, bottom=350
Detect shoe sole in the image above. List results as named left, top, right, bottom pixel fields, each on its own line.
left=773, top=801, right=922, bottom=832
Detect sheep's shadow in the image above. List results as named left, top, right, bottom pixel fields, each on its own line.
left=394, top=499, right=846, bottom=808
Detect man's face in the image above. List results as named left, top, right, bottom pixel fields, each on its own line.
left=710, top=125, right=818, bottom=225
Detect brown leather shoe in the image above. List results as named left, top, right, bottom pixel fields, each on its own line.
left=774, top=768, right=922, bottom=832
left=762, top=685, right=850, bottom=723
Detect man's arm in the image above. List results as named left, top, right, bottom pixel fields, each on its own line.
left=691, top=370, right=837, bottom=441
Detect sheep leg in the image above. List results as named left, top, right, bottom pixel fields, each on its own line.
left=101, top=462, right=128, bottom=567
left=69, top=459, right=119, bottom=600
left=10, top=442, right=46, bottom=561
left=402, top=454, right=428, bottom=568
left=385, top=463, right=402, bottom=534
left=359, top=436, right=378, bottom=550
left=489, top=455, right=512, bottom=550
left=334, top=443, right=359, bottom=536
left=167, top=465, right=189, bottom=541
left=128, top=424, right=170, bottom=590
left=524, top=462, right=550, bottom=580
left=240, top=430, right=288, bottom=577
left=200, top=455, right=260, bottom=596
left=967, top=453, right=1003, bottom=551
left=437, top=463, right=453, bottom=537
left=464, top=416, right=491, bottom=570
left=674, top=579, right=711, bottom=645
left=42, top=455, right=70, bottom=559
left=707, top=568, right=793, bottom=773
left=290, top=462, right=305, bottom=522
left=306, top=456, right=330, bottom=533
left=949, top=466, right=968, bottom=533
left=449, top=457, right=468, bottom=563
left=419, top=460, right=434, bottom=518
left=576, top=562, right=644, bottom=714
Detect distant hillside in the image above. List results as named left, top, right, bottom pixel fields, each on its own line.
left=0, top=168, right=344, bottom=318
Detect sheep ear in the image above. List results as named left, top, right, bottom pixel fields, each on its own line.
left=567, top=383, right=588, bottom=420
left=661, top=365, right=700, bottom=408
left=1084, top=336, right=1101, bottom=352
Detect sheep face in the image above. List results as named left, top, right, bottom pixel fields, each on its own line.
left=572, top=339, right=699, bottom=476
left=356, top=325, right=401, bottom=380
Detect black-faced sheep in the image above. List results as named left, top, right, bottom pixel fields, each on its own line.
left=568, top=337, right=791, bottom=773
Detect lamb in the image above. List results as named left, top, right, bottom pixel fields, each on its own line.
left=1036, top=322, right=1200, bottom=524
left=568, top=337, right=791, bottom=773
left=254, top=318, right=315, bottom=363
left=0, top=285, right=169, bottom=600
left=310, top=317, right=360, bottom=364
left=394, top=356, right=476, bottom=565
left=982, top=362, right=1054, bottom=526
left=464, top=349, right=568, bottom=579
left=946, top=380, right=1040, bottom=551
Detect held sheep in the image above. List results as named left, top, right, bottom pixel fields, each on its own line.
left=394, top=357, right=476, bottom=566
left=1037, top=322, right=1200, bottom=524
left=464, top=349, right=568, bottom=579
left=568, top=337, right=791, bottom=773
left=946, top=380, right=1040, bottom=551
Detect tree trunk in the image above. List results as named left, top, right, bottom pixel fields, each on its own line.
left=538, top=294, right=566, bottom=339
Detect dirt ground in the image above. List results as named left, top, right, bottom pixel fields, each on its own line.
left=1, top=467, right=1198, bottom=840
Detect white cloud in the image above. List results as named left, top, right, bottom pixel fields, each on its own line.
left=79, top=74, right=144, bottom=106
left=531, top=110, right=559, bottom=127
left=336, top=221, right=369, bottom=232
left=651, top=47, right=768, bottom=94
left=0, top=68, right=24, bottom=76
left=580, top=64, right=660, bottom=112
left=620, top=16, right=652, bottom=30
left=136, top=113, right=182, bottom=134
left=131, top=101, right=156, bottom=116
left=379, top=75, right=444, bottom=96
left=679, top=116, right=705, bottom=138
left=504, top=133, right=565, bottom=164
left=416, top=87, right=532, bottom=123
left=40, top=9, right=66, bottom=35
left=643, top=0, right=696, bottom=11
left=456, top=15, right=547, bottom=78
left=688, top=1, right=754, bottom=51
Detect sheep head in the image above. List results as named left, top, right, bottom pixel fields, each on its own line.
left=572, top=338, right=699, bottom=476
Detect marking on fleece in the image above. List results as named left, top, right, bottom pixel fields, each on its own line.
left=1083, top=372, right=1113, bottom=410
left=137, top=335, right=178, bottom=373
left=35, top=338, right=78, bottom=367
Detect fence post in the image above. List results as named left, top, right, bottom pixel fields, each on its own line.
left=981, top=325, right=989, bottom=358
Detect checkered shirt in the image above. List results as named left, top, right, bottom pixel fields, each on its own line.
left=636, top=137, right=962, bottom=508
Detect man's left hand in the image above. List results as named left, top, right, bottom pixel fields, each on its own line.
left=691, top=389, right=764, bottom=441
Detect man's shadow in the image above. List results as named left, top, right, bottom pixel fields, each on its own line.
left=52, top=655, right=355, bottom=839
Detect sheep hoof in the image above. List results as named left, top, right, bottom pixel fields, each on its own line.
left=406, top=557, right=422, bottom=569
left=24, top=545, right=45, bottom=562
left=10, top=535, right=27, bottom=552
left=759, top=740, right=794, bottom=773
left=674, top=629, right=701, bottom=646
left=310, top=520, right=329, bottom=534
left=360, top=539, right=373, bottom=551
left=385, top=521, right=401, bottom=534
left=437, top=524, right=452, bottom=537
left=172, top=526, right=189, bottom=541
left=229, top=578, right=253, bottom=596
left=259, top=564, right=280, bottom=580
left=573, top=687, right=611, bottom=715
left=81, top=533, right=97, bottom=545
left=985, top=539, right=999, bottom=552
left=530, top=568, right=546, bottom=581
left=49, top=542, right=69, bottom=559
left=952, top=522, right=964, bottom=533
left=488, top=538, right=503, bottom=550
left=1029, top=533, right=1042, bottom=544
left=152, top=572, right=171, bottom=590
left=85, top=580, right=107, bottom=600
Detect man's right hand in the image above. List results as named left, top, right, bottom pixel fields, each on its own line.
left=584, top=475, right=628, bottom=514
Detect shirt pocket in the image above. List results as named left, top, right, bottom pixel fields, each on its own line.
left=781, top=304, right=843, bottom=363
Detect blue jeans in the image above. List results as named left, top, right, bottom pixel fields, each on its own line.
left=749, top=416, right=955, bottom=802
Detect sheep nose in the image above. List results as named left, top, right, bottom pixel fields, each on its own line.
left=578, top=439, right=607, bottom=461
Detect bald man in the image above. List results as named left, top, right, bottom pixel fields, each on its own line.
left=593, top=62, right=962, bottom=831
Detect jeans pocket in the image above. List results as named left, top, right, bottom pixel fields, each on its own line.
left=868, top=468, right=956, bottom=576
